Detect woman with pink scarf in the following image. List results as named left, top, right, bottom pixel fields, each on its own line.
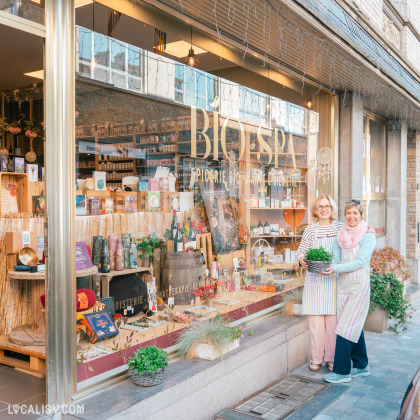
left=322, top=200, right=376, bottom=384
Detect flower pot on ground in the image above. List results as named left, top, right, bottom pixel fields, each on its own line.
left=368, top=272, right=412, bottom=333
left=304, top=246, right=332, bottom=274
left=128, top=345, right=168, bottom=387
left=364, top=305, right=388, bottom=333
left=176, top=316, right=243, bottom=360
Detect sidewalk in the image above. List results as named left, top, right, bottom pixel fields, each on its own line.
left=292, top=298, right=420, bottom=420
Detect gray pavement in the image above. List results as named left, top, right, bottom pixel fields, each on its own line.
left=292, top=298, right=420, bottom=420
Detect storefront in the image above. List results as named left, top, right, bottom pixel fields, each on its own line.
left=0, top=0, right=412, bottom=411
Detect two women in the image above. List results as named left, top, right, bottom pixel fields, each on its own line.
left=323, top=200, right=376, bottom=383
left=297, top=195, right=343, bottom=373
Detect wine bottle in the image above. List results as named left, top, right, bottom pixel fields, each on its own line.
left=176, top=222, right=183, bottom=252
left=171, top=210, right=178, bottom=240
left=258, top=220, right=263, bottom=236
left=264, top=220, right=270, bottom=235
left=129, top=238, right=138, bottom=269
left=188, top=221, right=196, bottom=250
left=101, top=239, right=110, bottom=273
left=115, top=239, right=124, bottom=271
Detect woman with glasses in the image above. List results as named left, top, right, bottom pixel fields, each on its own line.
left=297, top=194, right=343, bottom=373
left=322, top=200, right=376, bottom=384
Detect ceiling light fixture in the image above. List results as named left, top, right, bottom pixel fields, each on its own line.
left=306, top=98, right=313, bottom=109
left=24, top=70, right=44, bottom=80
left=185, top=27, right=199, bottom=67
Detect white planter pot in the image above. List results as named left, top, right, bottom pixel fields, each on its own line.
left=194, top=339, right=240, bottom=361
left=293, top=304, right=302, bottom=316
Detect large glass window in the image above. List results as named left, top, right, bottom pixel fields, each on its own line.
left=363, top=115, right=386, bottom=236
left=74, top=18, right=317, bottom=386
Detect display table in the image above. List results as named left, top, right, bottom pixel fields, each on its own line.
left=98, top=267, right=153, bottom=298
left=6, top=266, right=98, bottom=347
left=7, top=271, right=46, bottom=346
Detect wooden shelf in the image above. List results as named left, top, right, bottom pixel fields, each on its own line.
left=250, top=207, right=306, bottom=210
left=250, top=235, right=302, bottom=239
left=98, top=158, right=134, bottom=162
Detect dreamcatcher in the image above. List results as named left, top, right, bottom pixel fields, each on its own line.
left=316, top=147, right=333, bottom=185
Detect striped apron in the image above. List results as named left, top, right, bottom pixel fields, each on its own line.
left=301, top=224, right=337, bottom=315
left=336, top=245, right=371, bottom=343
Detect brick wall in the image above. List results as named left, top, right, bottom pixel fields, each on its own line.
left=75, top=80, right=188, bottom=126
left=406, top=133, right=420, bottom=259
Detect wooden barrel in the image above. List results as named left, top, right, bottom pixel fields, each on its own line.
left=162, top=251, right=205, bottom=305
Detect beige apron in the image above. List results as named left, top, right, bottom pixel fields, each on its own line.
left=336, top=245, right=370, bottom=343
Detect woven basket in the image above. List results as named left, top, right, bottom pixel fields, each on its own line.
left=305, top=260, right=331, bottom=274
left=130, top=368, right=165, bottom=387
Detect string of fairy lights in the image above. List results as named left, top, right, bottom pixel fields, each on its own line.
left=169, top=0, right=420, bottom=132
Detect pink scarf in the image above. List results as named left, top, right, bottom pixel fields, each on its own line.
left=337, top=220, right=376, bottom=249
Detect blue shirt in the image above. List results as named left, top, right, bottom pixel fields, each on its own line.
left=332, top=233, right=376, bottom=273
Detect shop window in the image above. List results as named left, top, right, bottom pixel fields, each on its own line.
left=74, top=20, right=317, bottom=385
left=239, top=86, right=268, bottom=126
left=76, top=26, right=142, bottom=93
left=363, top=115, right=386, bottom=236
left=174, top=64, right=216, bottom=111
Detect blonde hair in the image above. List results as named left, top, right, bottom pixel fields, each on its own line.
left=344, top=201, right=364, bottom=217
left=310, top=194, right=337, bottom=222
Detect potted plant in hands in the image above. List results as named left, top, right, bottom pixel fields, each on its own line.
left=128, top=345, right=168, bottom=386
left=304, top=246, right=333, bottom=274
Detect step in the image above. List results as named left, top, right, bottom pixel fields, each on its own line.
left=405, top=284, right=420, bottom=302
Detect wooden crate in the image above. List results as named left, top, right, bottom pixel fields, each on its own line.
left=28, top=181, right=45, bottom=214
left=0, top=172, right=29, bottom=217
left=0, top=335, right=46, bottom=377
left=196, top=232, right=213, bottom=272
left=160, top=192, right=179, bottom=212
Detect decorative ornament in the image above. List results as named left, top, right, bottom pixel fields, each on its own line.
left=316, top=147, right=333, bottom=185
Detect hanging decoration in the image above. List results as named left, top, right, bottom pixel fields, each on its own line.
left=25, top=100, right=38, bottom=163
left=153, top=29, right=166, bottom=55
left=316, top=147, right=333, bottom=186
left=107, top=10, right=121, bottom=37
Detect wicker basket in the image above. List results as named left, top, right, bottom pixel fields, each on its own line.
left=130, top=368, right=165, bottom=387
left=305, top=260, right=331, bottom=274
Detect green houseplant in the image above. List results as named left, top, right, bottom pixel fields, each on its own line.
left=366, top=247, right=413, bottom=333
left=128, top=345, right=168, bottom=386
left=137, top=234, right=165, bottom=267
left=176, top=316, right=243, bottom=360
left=304, top=246, right=332, bottom=274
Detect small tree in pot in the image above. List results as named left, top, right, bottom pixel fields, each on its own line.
left=304, top=247, right=332, bottom=274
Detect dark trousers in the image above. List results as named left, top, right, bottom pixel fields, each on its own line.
left=332, top=331, right=368, bottom=375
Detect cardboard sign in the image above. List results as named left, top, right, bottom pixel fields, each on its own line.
left=76, top=241, right=93, bottom=271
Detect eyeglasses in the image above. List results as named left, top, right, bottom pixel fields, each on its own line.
left=346, top=200, right=361, bottom=205
left=318, top=205, right=331, bottom=210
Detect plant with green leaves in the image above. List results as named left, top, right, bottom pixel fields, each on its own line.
left=177, top=316, right=243, bottom=359
left=128, top=345, right=168, bottom=377
left=137, top=234, right=165, bottom=259
left=305, top=246, right=332, bottom=262
left=369, top=272, right=412, bottom=333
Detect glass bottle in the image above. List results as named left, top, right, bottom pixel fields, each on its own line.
left=115, top=239, right=124, bottom=271
left=258, top=220, right=263, bottom=236
left=101, top=239, right=110, bottom=273
left=264, top=220, right=270, bottom=235
left=129, top=238, right=138, bottom=269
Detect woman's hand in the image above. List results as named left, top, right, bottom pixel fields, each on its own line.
left=321, top=266, right=334, bottom=275
left=299, top=258, right=308, bottom=270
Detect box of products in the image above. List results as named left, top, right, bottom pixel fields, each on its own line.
left=93, top=171, right=106, bottom=190
left=14, top=157, right=24, bottom=173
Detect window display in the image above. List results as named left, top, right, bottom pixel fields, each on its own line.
left=73, top=22, right=318, bottom=382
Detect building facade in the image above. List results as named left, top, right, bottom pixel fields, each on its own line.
left=0, top=0, right=419, bottom=413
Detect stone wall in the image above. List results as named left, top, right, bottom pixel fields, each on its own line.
left=406, top=132, right=420, bottom=260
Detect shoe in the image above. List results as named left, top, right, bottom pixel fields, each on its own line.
left=309, top=363, right=322, bottom=372
left=351, top=366, right=370, bottom=377
left=323, top=372, right=351, bottom=383
left=326, top=362, right=333, bottom=373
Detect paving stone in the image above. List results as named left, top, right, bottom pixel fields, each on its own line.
left=250, top=406, right=269, bottom=415
left=250, top=396, right=266, bottom=403
left=261, top=413, right=279, bottom=420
